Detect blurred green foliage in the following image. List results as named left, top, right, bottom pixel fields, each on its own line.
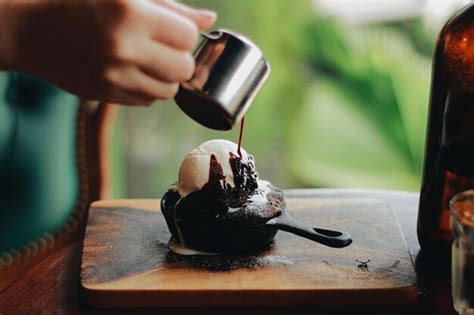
left=290, top=18, right=432, bottom=190
left=121, top=1, right=439, bottom=197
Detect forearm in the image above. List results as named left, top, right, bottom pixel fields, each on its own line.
left=0, top=0, right=216, bottom=104
left=0, top=1, right=92, bottom=75
left=0, top=1, right=21, bottom=70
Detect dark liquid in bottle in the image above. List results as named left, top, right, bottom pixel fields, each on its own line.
left=418, top=4, right=474, bottom=269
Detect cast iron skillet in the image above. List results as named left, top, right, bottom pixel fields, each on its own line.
left=161, top=186, right=352, bottom=253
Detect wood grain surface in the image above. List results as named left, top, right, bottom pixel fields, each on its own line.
left=2, top=190, right=459, bottom=315
left=80, top=198, right=417, bottom=308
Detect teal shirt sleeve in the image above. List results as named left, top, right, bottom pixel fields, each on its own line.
left=0, top=72, right=79, bottom=254
left=0, top=72, right=13, bottom=165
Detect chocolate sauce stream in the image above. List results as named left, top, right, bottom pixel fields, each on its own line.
left=200, top=116, right=258, bottom=207
left=229, top=153, right=258, bottom=191
left=237, top=116, right=245, bottom=158
left=204, top=150, right=258, bottom=207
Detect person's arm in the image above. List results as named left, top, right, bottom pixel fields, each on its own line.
left=0, top=0, right=216, bottom=105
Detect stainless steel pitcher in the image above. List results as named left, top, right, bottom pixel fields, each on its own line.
left=174, top=29, right=270, bottom=130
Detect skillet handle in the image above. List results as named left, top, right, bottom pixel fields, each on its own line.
left=269, top=215, right=352, bottom=248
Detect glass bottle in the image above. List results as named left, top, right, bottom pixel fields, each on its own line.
left=418, top=3, right=474, bottom=266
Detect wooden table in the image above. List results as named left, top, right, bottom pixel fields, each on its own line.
left=0, top=189, right=457, bottom=314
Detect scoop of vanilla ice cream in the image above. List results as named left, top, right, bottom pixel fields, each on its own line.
left=176, top=139, right=255, bottom=197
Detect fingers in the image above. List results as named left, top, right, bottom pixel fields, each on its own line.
left=102, top=66, right=179, bottom=106
left=144, top=1, right=216, bottom=51
left=157, top=0, right=217, bottom=30
left=131, top=69, right=180, bottom=101
left=95, top=1, right=216, bottom=105
left=138, top=41, right=194, bottom=83
left=143, top=2, right=198, bottom=51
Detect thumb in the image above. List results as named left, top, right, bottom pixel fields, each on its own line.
left=158, top=0, right=217, bottom=30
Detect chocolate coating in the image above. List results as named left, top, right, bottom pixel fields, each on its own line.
left=161, top=151, right=286, bottom=253
left=161, top=184, right=285, bottom=253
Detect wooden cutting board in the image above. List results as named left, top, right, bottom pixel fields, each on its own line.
left=80, top=198, right=417, bottom=308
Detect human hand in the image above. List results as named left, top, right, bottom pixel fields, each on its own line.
left=0, top=0, right=216, bottom=105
